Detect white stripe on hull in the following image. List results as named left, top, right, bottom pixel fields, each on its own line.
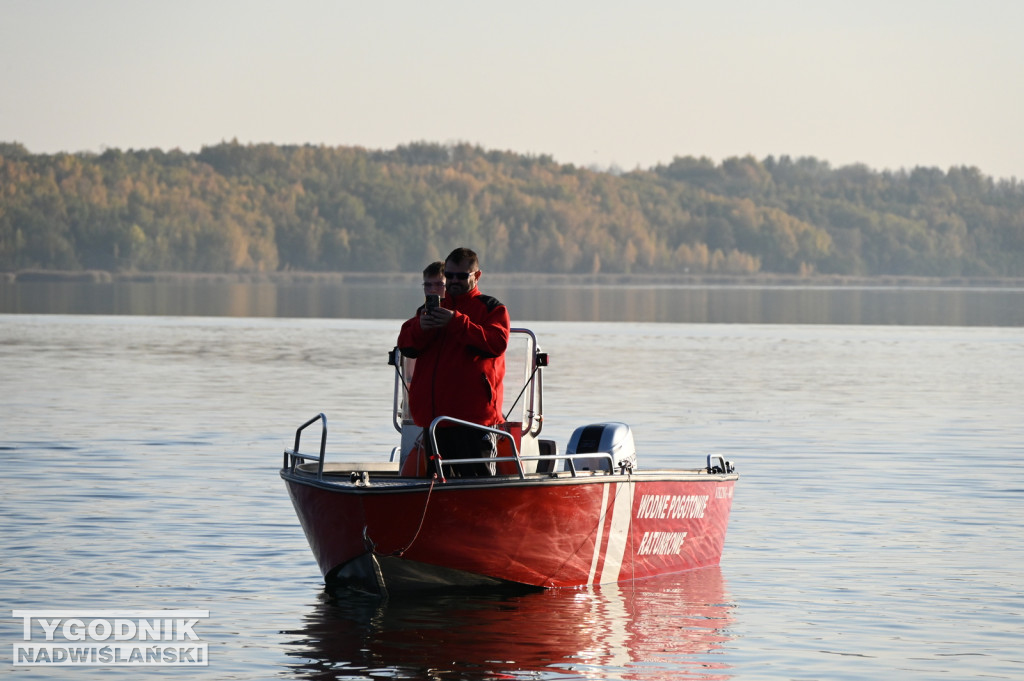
left=599, top=481, right=635, bottom=585
left=587, top=483, right=611, bottom=584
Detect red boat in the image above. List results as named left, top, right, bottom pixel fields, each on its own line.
left=281, top=329, right=737, bottom=595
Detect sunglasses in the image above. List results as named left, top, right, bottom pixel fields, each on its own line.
left=444, top=271, right=476, bottom=281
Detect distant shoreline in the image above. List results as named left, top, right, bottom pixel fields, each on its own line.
left=3, top=268, right=1024, bottom=289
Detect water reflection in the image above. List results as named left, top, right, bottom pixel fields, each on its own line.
left=281, top=567, right=734, bottom=681
left=3, top=280, right=1023, bottom=325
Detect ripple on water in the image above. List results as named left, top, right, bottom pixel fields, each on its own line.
left=2, top=316, right=1022, bottom=680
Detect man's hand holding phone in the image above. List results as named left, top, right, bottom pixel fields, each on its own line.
left=421, top=294, right=452, bottom=329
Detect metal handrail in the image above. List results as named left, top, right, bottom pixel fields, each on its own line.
left=563, top=452, right=616, bottom=476
left=706, top=454, right=733, bottom=474
left=425, top=417, right=618, bottom=481
left=428, top=416, right=523, bottom=482
left=530, top=362, right=544, bottom=438
left=391, top=347, right=406, bottom=434
left=283, top=411, right=622, bottom=483
left=520, top=452, right=616, bottom=477
left=283, top=413, right=327, bottom=479
left=509, top=328, right=541, bottom=435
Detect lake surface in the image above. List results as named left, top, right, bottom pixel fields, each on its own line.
left=2, top=279, right=1024, bottom=325
left=2, top=311, right=1023, bottom=679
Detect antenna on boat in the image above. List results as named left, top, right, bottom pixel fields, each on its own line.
left=502, top=351, right=548, bottom=421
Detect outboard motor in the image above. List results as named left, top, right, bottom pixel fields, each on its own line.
left=566, top=422, right=637, bottom=473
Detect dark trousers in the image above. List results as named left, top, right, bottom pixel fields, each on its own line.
left=429, top=425, right=497, bottom=477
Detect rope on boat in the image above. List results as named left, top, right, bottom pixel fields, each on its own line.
left=387, top=473, right=437, bottom=557
left=362, top=427, right=438, bottom=558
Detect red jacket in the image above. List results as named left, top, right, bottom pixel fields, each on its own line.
left=397, top=287, right=510, bottom=428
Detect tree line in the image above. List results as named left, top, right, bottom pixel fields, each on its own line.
left=2, top=140, right=1023, bottom=277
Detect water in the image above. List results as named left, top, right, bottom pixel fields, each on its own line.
left=2, top=313, right=1023, bottom=679
left=3, top=279, right=1024, bottom=325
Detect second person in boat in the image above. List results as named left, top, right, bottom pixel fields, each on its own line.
left=398, top=247, right=511, bottom=477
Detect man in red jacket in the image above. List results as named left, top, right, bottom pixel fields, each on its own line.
left=397, top=247, right=510, bottom=476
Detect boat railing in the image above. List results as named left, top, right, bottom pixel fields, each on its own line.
left=508, top=328, right=544, bottom=438
left=559, top=453, right=618, bottom=476
left=706, top=454, right=735, bottom=474
left=283, top=412, right=622, bottom=483
left=428, top=416, right=525, bottom=482
left=283, top=412, right=328, bottom=479
left=428, top=416, right=618, bottom=481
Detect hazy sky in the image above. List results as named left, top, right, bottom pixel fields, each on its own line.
left=3, top=0, right=1022, bottom=179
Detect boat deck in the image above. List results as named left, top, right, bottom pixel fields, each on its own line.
left=287, top=459, right=735, bottom=492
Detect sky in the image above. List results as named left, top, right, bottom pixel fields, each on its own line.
left=2, top=0, right=1023, bottom=179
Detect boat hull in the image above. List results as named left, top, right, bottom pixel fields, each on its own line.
left=282, top=470, right=736, bottom=593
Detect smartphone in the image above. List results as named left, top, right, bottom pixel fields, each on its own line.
left=425, top=294, right=441, bottom=311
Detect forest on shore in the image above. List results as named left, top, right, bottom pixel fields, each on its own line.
left=2, top=140, right=1023, bottom=278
